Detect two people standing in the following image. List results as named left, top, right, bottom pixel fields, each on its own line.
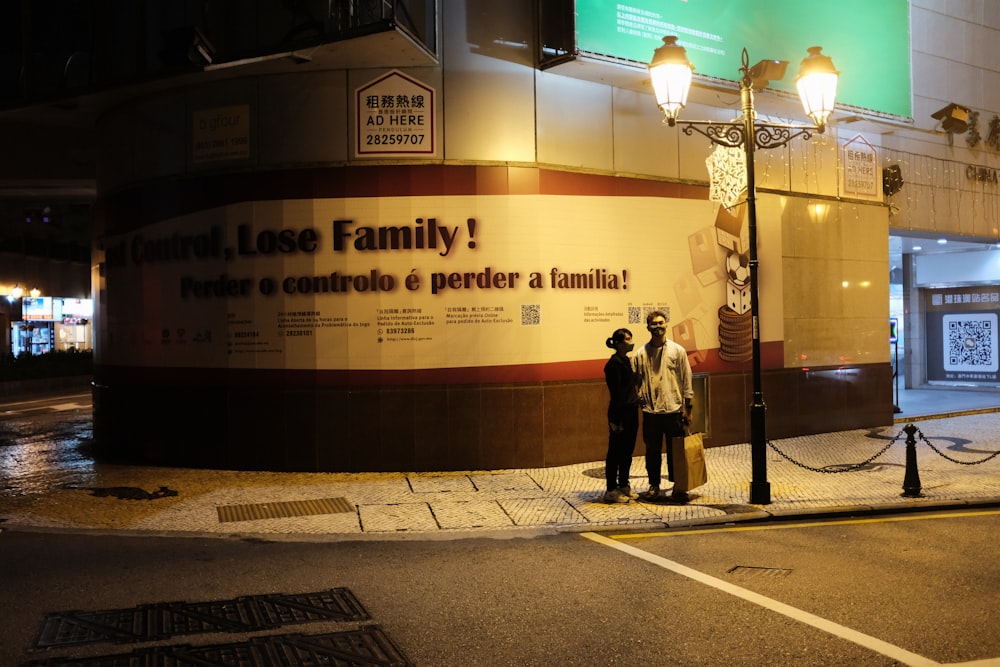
left=602, top=310, right=694, bottom=504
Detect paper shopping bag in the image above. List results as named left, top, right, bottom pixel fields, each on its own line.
left=672, top=431, right=708, bottom=492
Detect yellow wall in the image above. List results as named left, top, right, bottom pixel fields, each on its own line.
left=781, top=197, right=890, bottom=368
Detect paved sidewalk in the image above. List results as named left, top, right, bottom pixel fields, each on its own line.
left=2, top=412, right=999, bottom=541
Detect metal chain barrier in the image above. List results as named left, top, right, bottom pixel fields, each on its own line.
left=914, top=426, right=1000, bottom=465
left=766, top=428, right=905, bottom=473
left=766, top=423, right=1000, bottom=499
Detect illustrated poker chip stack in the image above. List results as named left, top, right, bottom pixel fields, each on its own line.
left=717, top=248, right=753, bottom=362
left=718, top=304, right=752, bottom=362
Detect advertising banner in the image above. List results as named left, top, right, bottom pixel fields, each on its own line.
left=355, top=70, right=435, bottom=157
left=22, top=296, right=53, bottom=321
left=924, top=286, right=1000, bottom=385
left=842, top=135, right=881, bottom=200
left=575, top=0, right=911, bottom=118
left=98, top=193, right=785, bottom=378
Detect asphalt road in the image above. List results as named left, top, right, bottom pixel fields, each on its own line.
left=2, top=390, right=999, bottom=666
left=3, top=511, right=999, bottom=666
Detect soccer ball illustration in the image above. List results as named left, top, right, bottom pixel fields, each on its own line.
left=725, top=251, right=750, bottom=286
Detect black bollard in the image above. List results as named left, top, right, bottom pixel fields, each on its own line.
left=901, top=423, right=922, bottom=498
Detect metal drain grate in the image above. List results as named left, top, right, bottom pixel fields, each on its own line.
left=727, top=565, right=793, bottom=578
left=24, top=626, right=413, bottom=667
left=34, top=589, right=369, bottom=649
left=217, top=497, right=354, bottom=522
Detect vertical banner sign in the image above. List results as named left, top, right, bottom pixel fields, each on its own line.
left=705, top=145, right=746, bottom=208
left=842, top=134, right=880, bottom=198
left=192, top=105, right=250, bottom=163
left=356, top=70, right=435, bottom=157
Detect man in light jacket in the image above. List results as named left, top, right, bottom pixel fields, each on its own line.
left=633, top=309, right=694, bottom=503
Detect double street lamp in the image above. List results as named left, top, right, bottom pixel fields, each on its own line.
left=648, top=36, right=840, bottom=505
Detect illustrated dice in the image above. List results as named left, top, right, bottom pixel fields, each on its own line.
left=727, top=279, right=751, bottom=315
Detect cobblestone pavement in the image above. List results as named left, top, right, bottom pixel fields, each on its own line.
left=2, top=411, right=999, bottom=541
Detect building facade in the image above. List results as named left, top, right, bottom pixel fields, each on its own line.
left=2, top=1, right=998, bottom=472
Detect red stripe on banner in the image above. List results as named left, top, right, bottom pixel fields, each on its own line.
left=93, top=342, right=787, bottom=388
left=100, top=165, right=709, bottom=234
left=95, top=358, right=609, bottom=388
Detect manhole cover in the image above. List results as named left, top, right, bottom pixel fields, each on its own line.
left=217, top=497, right=354, bottom=522
left=34, top=589, right=369, bottom=649
left=727, top=565, right=792, bottom=578
left=24, top=626, right=413, bottom=667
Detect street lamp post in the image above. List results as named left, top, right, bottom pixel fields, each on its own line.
left=648, top=37, right=839, bottom=505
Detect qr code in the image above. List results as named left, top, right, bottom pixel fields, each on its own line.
left=943, top=314, right=998, bottom=372
left=521, top=304, right=541, bottom=326
left=628, top=306, right=641, bottom=324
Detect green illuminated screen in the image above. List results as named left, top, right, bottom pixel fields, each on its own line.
left=576, top=0, right=911, bottom=118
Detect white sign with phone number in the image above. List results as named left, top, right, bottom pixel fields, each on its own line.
left=355, top=70, right=435, bottom=157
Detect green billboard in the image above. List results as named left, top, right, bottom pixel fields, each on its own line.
left=576, top=0, right=911, bottom=119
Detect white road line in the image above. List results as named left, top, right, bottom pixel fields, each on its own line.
left=0, top=393, right=90, bottom=409
left=581, top=531, right=941, bottom=667
left=49, top=403, right=87, bottom=412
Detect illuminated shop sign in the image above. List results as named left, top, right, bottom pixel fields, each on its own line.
left=22, top=296, right=53, bottom=321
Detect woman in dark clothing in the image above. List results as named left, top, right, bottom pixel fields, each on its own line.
left=602, top=328, right=640, bottom=503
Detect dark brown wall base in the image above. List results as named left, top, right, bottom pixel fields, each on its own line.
left=702, top=364, right=894, bottom=445
left=92, top=363, right=893, bottom=472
